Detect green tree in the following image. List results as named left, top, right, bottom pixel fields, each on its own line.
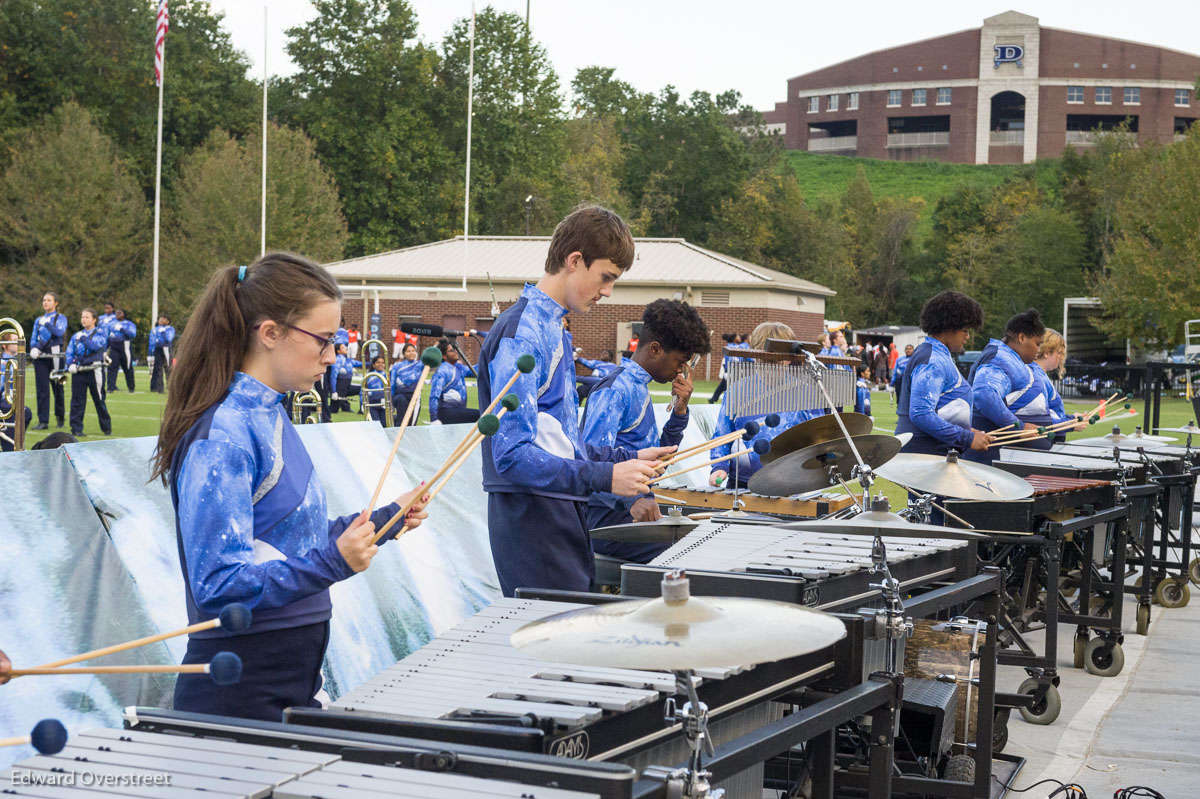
left=162, top=123, right=348, bottom=322
left=570, top=66, right=645, bottom=118
left=1094, top=129, right=1200, bottom=350
left=0, top=103, right=150, bottom=317
left=276, top=0, right=457, bottom=256
left=0, top=0, right=258, bottom=190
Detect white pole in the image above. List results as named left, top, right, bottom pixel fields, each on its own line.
left=462, top=2, right=475, bottom=289
left=151, top=24, right=165, bottom=329
left=260, top=4, right=268, bottom=258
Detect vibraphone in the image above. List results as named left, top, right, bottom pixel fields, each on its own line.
left=653, top=486, right=857, bottom=519
left=284, top=597, right=847, bottom=799
left=1, top=715, right=619, bottom=799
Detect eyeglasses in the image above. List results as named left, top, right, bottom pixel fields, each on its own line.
left=253, top=323, right=336, bottom=355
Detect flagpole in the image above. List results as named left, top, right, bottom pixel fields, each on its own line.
left=462, top=1, right=475, bottom=289
left=150, top=8, right=166, bottom=331
left=260, top=4, right=268, bottom=258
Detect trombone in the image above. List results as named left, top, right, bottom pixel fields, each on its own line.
left=357, top=338, right=393, bottom=427
left=290, top=389, right=322, bottom=424
left=0, top=318, right=29, bottom=451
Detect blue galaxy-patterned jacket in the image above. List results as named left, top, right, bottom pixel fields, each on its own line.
left=710, top=394, right=818, bottom=486
left=149, top=324, right=176, bottom=353
left=581, top=360, right=689, bottom=516
left=819, top=343, right=854, bottom=371
left=32, top=311, right=68, bottom=351
left=0, top=352, right=13, bottom=396
left=334, top=328, right=349, bottom=347
left=896, top=337, right=974, bottom=454
left=855, top=378, right=872, bottom=417
left=1031, top=362, right=1069, bottom=425
left=428, top=361, right=470, bottom=418
left=107, top=319, right=136, bottom=344
left=389, top=358, right=424, bottom=395
left=478, top=284, right=632, bottom=501
left=577, top=357, right=620, bottom=377
left=890, top=355, right=910, bottom=387
left=969, top=339, right=1042, bottom=430
left=169, top=373, right=402, bottom=638
left=65, top=327, right=109, bottom=367
left=97, top=313, right=116, bottom=336
left=363, top=371, right=386, bottom=406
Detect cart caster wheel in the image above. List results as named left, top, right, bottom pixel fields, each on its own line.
left=1136, top=603, right=1151, bottom=635
left=943, top=753, right=976, bottom=783
left=993, top=717, right=1009, bottom=753
left=1017, top=678, right=1061, bottom=725
left=1073, top=631, right=1088, bottom=669
left=1189, top=557, right=1200, bottom=587
left=1084, top=638, right=1125, bottom=677
left=1155, top=577, right=1191, bottom=609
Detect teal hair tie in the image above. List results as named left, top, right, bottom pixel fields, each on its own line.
left=237, top=265, right=247, bottom=283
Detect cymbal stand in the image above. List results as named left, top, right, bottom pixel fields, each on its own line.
left=657, top=670, right=723, bottom=799
left=801, top=349, right=875, bottom=509
left=869, top=532, right=913, bottom=675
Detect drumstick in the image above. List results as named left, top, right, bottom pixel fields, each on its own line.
left=33, top=603, right=251, bottom=670
left=660, top=421, right=764, bottom=466
left=649, top=439, right=771, bottom=486
left=363, top=346, right=442, bottom=518
left=653, top=493, right=687, bottom=505
left=372, top=400, right=518, bottom=545
left=0, top=720, right=67, bottom=754
left=9, top=652, right=242, bottom=685
left=986, top=422, right=1019, bottom=435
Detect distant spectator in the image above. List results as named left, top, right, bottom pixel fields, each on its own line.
left=873, top=343, right=889, bottom=387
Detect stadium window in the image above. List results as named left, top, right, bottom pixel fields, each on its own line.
left=827, top=94, right=839, bottom=112
left=1176, top=89, right=1191, bottom=106
left=1095, top=87, right=1112, bottom=104
left=847, top=92, right=859, bottom=110
left=912, top=88, right=927, bottom=106
left=1123, top=87, right=1140, bottom=105
left=936, top=87, right=952, bottom=105
left=1067, top=86, right=1084, bottom=104
left=887, top=89, right=902, bottom=107
left=807, top=96, right=819, bottom=113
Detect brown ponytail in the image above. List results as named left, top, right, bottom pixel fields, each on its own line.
left=150, top=252, right=342, bottom=483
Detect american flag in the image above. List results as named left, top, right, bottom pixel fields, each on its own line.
left=154, top=0, right=169, bottom=87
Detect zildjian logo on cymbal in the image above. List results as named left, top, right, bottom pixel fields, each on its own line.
left=974, top=481, right=996, bottom=494
left=588, top=635, right=682, bottom=647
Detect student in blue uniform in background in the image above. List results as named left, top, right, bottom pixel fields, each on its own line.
left=326, top=343, right=360, bottom=414
left=428, top=338, right=478, bottom=425
left=855, top=364, right=873, bottom=417
left=106, top=309, right=138, bottom=393
left=709, top=322, right=820, bottom=488
left=149, top=253, right=429, bottom=722
left=967, top=308, right=1045, bottom=462
left=362, top=354, right=388, bottom=424
left=476, top=206, right=672, bottom=596
left=890, top=343, right=914, bottom=390
left=896, top=291, right=992, bottom=456
left=65, top=308, right=112, bottom=437
left=580, top=299, right=710, bottom=562
left=149, top=314, right=175, bottom=393
left=389, top=342, right=424, bottom=425
left=1031, top=329, right=1088, bottom=444
left=97, top=303, right=116, bottom=336
left=0, top=331, right=32, bottom=452
left=30, top=292, right=68, bottom=430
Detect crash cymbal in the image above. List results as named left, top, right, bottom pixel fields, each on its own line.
left=1156, top=422, right=1200, bottom=435
left=748, top=434, right=901, bottom=497
left=759, top=413, right=874, bottom=464
left=510, top=573, right=846, bottom=670
left=1073, top=431, right=1171, bottom=448
left=590, top=515, right=699, bottom=543
left=874, top=451, right=1034, bottom=501
left=778, top=510, right=991, bottom=541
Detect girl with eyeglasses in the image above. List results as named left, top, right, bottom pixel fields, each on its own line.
left=150, top=252, right=430, bottom=721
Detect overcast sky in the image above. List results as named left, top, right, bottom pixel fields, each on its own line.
left=207, top=1, right=1200, bottom=111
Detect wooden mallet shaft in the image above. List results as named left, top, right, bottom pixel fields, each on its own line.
left=34, top=619, right=221, bottom=670
left=8, top=664, right=214, bottom=678
left=649, top=450, right=747, bottom=486
left=363, top=361, right=433, bottom=517
left=434, top=365, right=530, bottom=478
left=660, top=428, right=750, bottom=467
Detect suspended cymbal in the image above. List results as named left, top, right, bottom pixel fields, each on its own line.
left=591, top=515, right=698, bottom=544
left=874, top=452, right=1034, bottom=501
left=1156, top=422, right=1200, bottom=435
left=778, top=510, right=991, bottom=541
left=759, top=413, right=874, bottom=464
left=510, top=587, right=846, bottom=671
left=1073, top=432, right=1171, bottom=448
left=748, top=434, right=901, bottom=496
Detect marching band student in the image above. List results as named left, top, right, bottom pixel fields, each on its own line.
left=427, top=338, right=477, bottom=425
left=1, top=331, right=32, bottom=452
left=389, top=342, right=424, bottom=425
left=708, top=322, right=819, bottom=488
left=149, top=314, right=175, bottom=393
left=580, top=299, right=710, bottom=562
left=97, top=303, right=116, bottom=334
left=967, top=308, right=1046, bottom=462
left=105, top=309, right=138, bottom=393
left=30, top=292, right=68, bottom=430
left=1032, top=329, right=1088, bottom=445
left=476, top=205, right=671, bottom=596
left=326, top=343, right=360, bottom=414
left=148, top=253, right=430, bottom=721
left=362, top=354, right=388, bottom=424
left=896, top=291, right=991, bottom=456
left=890, top=343, right=914, bottom=390
left=65, top=308, right=112, bottom=437
left=576, top=348, right=619, bottom=377
left=0, top=647, right=9, bottom=684
left=855, top=364, right=873, bottom=418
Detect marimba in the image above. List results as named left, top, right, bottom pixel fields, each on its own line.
left=654, top=486, right=857, bottom=519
